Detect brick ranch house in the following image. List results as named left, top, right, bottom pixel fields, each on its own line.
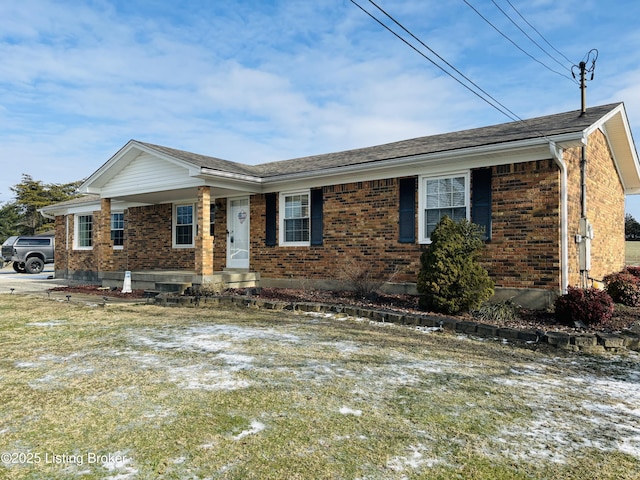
left=41, top=103, right=640, bottom=308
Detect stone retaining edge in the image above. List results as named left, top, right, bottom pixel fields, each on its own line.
left=154, top=295, right=639, bottom=353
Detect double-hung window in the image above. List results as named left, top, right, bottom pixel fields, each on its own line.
left=76, top=215, right=93, bottom=249
left=111, top=212, right=124, bottom=248
left=280, top=192, right=310, bottom=245
left=419, top=173, right=469, bottom=243
left=174, top=204, right=195, bottom=247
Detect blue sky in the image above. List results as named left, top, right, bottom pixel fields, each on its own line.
left=2, top=0, right=640, bottom=217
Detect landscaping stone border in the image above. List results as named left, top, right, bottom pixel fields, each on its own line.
left=154, top=294, right=640, bottom=353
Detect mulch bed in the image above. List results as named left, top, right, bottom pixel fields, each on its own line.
left=49, top=285, right=640, bottom=335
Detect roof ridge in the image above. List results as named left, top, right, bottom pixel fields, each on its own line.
left=133, top=103, right=622, bottom=179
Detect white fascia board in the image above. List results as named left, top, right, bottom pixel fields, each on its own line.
left=261, top=138, right=566, bottom=192
left=584, top=103, right=625, bottom=137
left=199, top=169, right=263, bottom=193
left=40, top=198, right=152, bottom=217
left=199, top=168, right=263, bottom=184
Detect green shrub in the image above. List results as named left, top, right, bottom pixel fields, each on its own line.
left=603, top=271, right=640, bottom=306
left=417, top=216, right=494, bottom=314
left=554, top=286, right=614, bottom=326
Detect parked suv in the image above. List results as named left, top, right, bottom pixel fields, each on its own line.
left=1, top=235, right=55, bottom=274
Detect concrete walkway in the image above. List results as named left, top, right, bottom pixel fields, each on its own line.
left=0, top=264, right=142, bottom=304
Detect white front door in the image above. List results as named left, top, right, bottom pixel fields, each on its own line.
left=227, top=197, right=250, bottom=269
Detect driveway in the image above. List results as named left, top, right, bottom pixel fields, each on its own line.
left=0, top=263, right=68, bottom=295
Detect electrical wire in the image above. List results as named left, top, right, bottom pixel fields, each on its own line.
left=350, top=0, right=523, bottom=123
left=490, top=0, right=575, bottom=78
left=463, top=0, right=576, bottom=83
left=350, top=0, right=561, bottom=142
left=366, top=0, right=524, bottom=122
left=504, top=0, right=573, bottom=65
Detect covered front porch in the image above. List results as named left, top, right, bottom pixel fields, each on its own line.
left=99, top=269, right=260, bottom=294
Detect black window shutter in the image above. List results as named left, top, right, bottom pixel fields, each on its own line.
left=398, top=177, right=416, bottom=243
left=265, top=193, right=277, bottom=246
left=472, top=168, right=492, bottom=240
left=310, top=188, right=323, bottom=246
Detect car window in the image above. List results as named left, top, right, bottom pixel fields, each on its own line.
left=15, top=238, right=51, bottom=246
left=2, top=236, right=18, bottom=246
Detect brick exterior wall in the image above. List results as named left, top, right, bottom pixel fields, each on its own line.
left=54, top=134, right=626, bottom=294
left=250, top=179, right=422, bottom=284
left=481, top=160, right=561, bottom=289
left=564, top=129, right=626, bottom=286
left=54, top=203, right=195, bottom=279
left=125, top=204, right=194, bottom=270
left=54, top=214, right=98, bottom=281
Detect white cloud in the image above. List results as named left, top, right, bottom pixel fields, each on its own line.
left=1, top=0, right=640, bottom=207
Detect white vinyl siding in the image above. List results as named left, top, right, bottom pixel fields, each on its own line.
left=101, top=153, right=203, bottom=198
left=419, top=173, right=470, bottom=243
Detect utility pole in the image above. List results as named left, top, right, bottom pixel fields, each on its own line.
left=572, top=49, right=598, bottom=116
left=572, top=50, right=598, bottom=288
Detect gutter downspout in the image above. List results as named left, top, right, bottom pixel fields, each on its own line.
left=550, top=142, right=569, bottom=295
left=39, top=211, right=55, bottom=221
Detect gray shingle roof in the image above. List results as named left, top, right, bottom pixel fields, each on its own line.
left=141, top=103, right=621, bottom=178
left=136, top=142, right=260, bottom=177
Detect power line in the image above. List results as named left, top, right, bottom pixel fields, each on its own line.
left=503, top=0, right=573, bottom=65
left=366, top=0, right=524, bottom=122
left=349, top=0, right=561, bottom=142
left=462, top=0, right=576, bottom=84
left=350, top=0, right=523, bottom=124
left=490, top=0, right=575, bottom=77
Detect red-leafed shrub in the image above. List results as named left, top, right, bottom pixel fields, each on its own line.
left=603, top=272, right=640, bottom=306
left=554, top=287, right=614, bottom=326
left=624, top=266, right=640, bottom=278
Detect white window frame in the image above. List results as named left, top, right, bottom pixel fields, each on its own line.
left=173, top=203, right=196, bottom=248
left=74, top=214, right=94, bottom=250
left=279, top=190, right=310, bottom=246
left=418, top=172, right=470, bottom=244
left=111, top=212, right=124, bottom=250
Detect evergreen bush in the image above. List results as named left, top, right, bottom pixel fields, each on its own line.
left=603, top=271, right=640, bottom=306
left=554, top=286, right=614, bottom=326
left=416, top=216, right=494, bottom=314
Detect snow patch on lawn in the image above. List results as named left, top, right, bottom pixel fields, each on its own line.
left=26, top=320, right=66, bottom=327
left=133, top=324, right=300, bottom=354
left=387, top=444, right=441, bottom=472
left=491, top=359, right=640, bottom=463
left=170, top=364, right=250, bottom=391
left=234, top=420, right=266, bottom=440
left=339, top=406, right=362, bottom=416
left=102, top=451, right=137, bottom=480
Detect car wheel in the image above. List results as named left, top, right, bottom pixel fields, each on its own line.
left=13, top=262, right=26, bottom=273
left=25, top=257, right=44, bottom=274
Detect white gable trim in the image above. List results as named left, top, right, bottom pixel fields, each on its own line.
left=81, top=141, right=203, bottom=194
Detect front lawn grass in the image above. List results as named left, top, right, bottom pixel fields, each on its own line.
left=0, top=296, right=638, bottom=479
